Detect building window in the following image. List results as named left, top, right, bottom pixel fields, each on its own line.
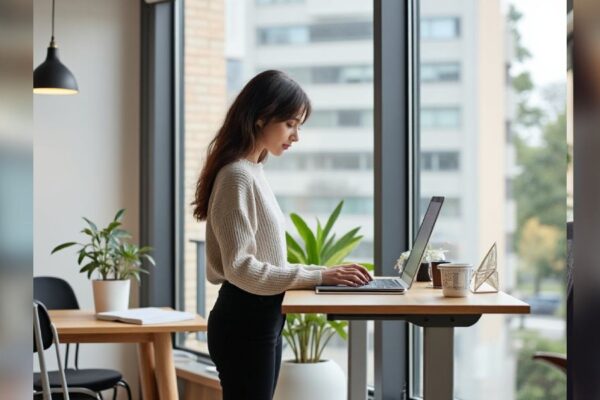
left=420, top=197, right=460, bottom=218
left=310, top=21, right=372, bottom=42
left=420, top=151, right=460, bottom=171
left=258, top=22, right=372, bottom=45
left=276, top=195, right=374, bottom=216
left=421, top=107, right=461, bottom=129
left=305, top=109, right=373, bottom=128
left=265, top=152, right=373, bottom=171
left=257, top=0, right=303, bottom=4
left=421, top=62, right=460, bottom=82
left=226, top=59, right=244, bottom=96
left=420, top=17, right=460, bottom=39
left=258, top=26, right=309, bottom=45
left=283, top=65, right=373, bottom=84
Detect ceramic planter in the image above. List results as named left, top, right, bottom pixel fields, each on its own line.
left=273, top=359, right=346, bottom=400
left=92, top=279, right=130, bottom=313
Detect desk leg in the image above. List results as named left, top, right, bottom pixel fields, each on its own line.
left=154, top=333, right=179, bottom=400
left=348, top=321, right=368, bottom=400
left=138, top=342, right=157, bottom=400
left=423, top=327, right=453, bottom=400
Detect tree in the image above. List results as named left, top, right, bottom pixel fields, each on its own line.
left=518, top=218, right=563, bottom=294
left=516, top=330, right=566, bottom=400
left=508, top=3, right=567, bottom=289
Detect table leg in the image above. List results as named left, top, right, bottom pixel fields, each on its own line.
left=423, top=327, right=453, bottom=400
left=153, top=332, right=179, bottom=400
left=348, top=321, right=368, bottom=400
left=138, top=342, right=157, bottom=400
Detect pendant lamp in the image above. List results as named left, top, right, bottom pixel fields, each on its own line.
left=34, top=0, right=79, bottom=95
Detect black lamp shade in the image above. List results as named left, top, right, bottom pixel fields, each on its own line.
left=33, top=46, right=78, bottom=95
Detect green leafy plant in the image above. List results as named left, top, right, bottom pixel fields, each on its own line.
left=51, top=209, right=155, bottom=282
left=283, top=200, right=373, bottom=363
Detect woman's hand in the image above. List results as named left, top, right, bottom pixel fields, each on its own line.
left=321, top=263, right=373, bottom=287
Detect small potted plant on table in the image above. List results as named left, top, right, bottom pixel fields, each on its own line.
left=51, top=209, right=155, bottom=313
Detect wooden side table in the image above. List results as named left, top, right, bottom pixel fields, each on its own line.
left=50, top=309, right=207, bottom=400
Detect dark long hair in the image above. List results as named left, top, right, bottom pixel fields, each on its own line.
left=192, top=70, right=312, bottom=221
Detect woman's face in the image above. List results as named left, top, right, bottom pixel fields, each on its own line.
left=258, top=110, right=306, bottom=157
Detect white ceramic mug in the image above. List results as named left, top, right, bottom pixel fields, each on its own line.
left=437, top=263, right=473, bottom=297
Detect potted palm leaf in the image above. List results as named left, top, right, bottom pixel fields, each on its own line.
left=51, top=209, right=155, bottom=313
left=273, top=201, right=373, bottom=400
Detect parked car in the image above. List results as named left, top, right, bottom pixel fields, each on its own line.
left=523, top=293, right=562, bottom=315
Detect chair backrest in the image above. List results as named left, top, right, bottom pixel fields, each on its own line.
left=33, top=301, right=54, bottom=353
left=34, top=276, right=80, bottom=310
left=33, top=301, right=72, bottom=400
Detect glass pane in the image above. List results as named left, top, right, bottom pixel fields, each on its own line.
left=179, top=0, right=375, bottom=388
left=414, top=1, right=567, bottom=399
left=421, top=17, right=460, bottom=39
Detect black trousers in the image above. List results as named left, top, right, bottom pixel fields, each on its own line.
left=207, top=281, right=286, bottom=400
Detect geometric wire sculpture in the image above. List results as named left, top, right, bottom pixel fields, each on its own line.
left=470, top=242, right=499, bottom=293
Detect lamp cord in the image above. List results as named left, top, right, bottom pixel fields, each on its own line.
left=51, top=0, right=55, bottom=46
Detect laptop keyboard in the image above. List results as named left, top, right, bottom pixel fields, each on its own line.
left=360, top=279, right=403, bottom=289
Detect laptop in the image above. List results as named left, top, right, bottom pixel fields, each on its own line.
left=315, top=196, right=444, bottom=294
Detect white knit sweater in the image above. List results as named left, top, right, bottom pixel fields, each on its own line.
left=205, top=158, right=325, bottom=296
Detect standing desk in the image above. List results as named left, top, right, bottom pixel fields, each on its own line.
left=282, top=281, right=529, bottom=400
left=50, top=309, right=207, bottom=400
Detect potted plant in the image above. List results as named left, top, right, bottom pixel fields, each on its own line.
left=395, top=245, right=448, bottom=286
left=51, top=209, right=155, bottom=313
left=273, top=201, right=373, bottom=400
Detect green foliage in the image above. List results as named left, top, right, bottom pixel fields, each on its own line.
left=518, top=218, right=564, bottom=294
left=514, top=112, right=567, bottom=277
left=515, top=330, right=566, bottom=400
left=51, top=209, right=155, bottom=282
left=283, top=200, right=370, bottom=363
left=507, top=4, right=532, bottom=63
left=509, top=3, right=567, bottom=294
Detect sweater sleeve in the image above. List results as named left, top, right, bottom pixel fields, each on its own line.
left=212, top=209, right=323, bottom=295
left=288, top=263, right=328, bottom=272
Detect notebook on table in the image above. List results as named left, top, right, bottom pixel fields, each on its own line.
left=96, top=307, right=195, bottom=325
left=315, top=196, right=444, bottom=294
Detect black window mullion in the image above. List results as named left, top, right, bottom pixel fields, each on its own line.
left=140, top=0, right=176, bottom=308
left=374, top=0, right=418, bottom=398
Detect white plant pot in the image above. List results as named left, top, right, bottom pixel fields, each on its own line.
left=92, top=279, right=130, bottom=314
left=273, top=359, right=346, bottom=400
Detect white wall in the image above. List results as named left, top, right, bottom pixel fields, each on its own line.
left=34, top=1, right=140, bottom=399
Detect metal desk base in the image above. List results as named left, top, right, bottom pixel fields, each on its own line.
left=331, top=314, right=482, bottom=400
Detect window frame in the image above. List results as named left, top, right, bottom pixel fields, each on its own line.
left=140, top=0, right=422, bottom=391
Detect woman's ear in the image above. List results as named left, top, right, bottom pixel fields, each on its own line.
left=256, top=119, right=264, bottom=129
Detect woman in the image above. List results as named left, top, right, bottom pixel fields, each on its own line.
left=192, top=70, right=372, bottom=400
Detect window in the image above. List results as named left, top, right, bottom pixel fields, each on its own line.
left=421, top=17, right=460, bottom=39
left=304, top=109, right=373, bottom=128
left=288, top=65, right=373, bottom=84
left=257, top=0, right=303, bottom=4
left=421, top=62, right=460, bottom=82
left=421, top=197, right=461, bottom=218
left=276, top=195, right=373, bottom=217
left=258, top=26, right=309, bottom=45
left=179, top=0, right=374, bottom=387
left=226, top=59, right=243, bottom=96
left=264, top=152, right=373, bottom=171
left=310, top=21, right=372, bottom=42
left=413, top=1, right=566, bottom=399
left=421, top=107, right=461, bottom=129
left=258, top=22, right=372, bottom=45
left=420, top=151, right=460, bottom=171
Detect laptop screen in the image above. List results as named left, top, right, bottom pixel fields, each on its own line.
left=400, top=196, right=444, bottom=288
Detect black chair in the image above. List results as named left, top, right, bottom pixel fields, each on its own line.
left=34, top=301, right=100, bottom=400
left=33, top=277, right=132, bottom=400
